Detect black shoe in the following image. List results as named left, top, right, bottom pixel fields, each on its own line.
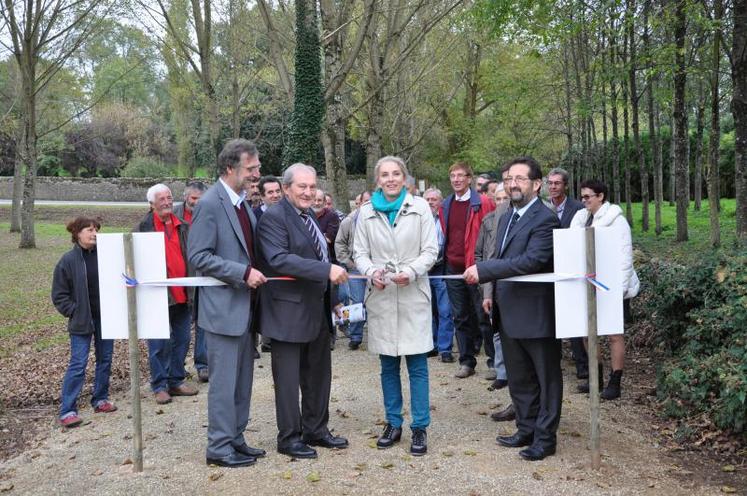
left=427, top=349, right=439, bottom=358
left=496, top=432, right=533, bottom=448
left=490, top=403, right=516, bottom=422
left=348, top=341, right=360, bottom=351
left=576, top=368, right=589, bottom=380
left=233, top=443, right=266, bottom=458
left=410, top=428, right=427, bottom=456
left=488, top=379, right=508, bottom=391
left=519, top=444, right=556, bottom=461
left=278, top=442, right=317, bottom=459
left=206, top=452, right=256, bottom=467
left=261, top=344, right=272, bottom=352
left=253, top=348, right=260, bottom=359
left=376, top=424, right=402, bottom=449
left=197, top=368, right=209, bottom=383
left=601, top=370, right=623, bottom=400
left=439, top=353, right=455, bottom=363
left=303, top=433, right=349, bottom=449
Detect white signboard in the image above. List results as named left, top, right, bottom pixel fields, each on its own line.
left=553, top=227, right=624, bottom=338
left=97, top=232, right=170, bottom=339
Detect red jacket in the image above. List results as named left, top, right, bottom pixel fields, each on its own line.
left=439, top=188, right=496, bottom=268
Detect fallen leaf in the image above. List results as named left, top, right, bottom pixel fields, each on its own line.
left=92, top=469, right=103, bottom=476
left=721, top=465, right=736, bottom=473
left=380, top=462, right=394, bottom=469
left=442, top=451, right=454, bottom=457
left=155, top=409, right=164, bottom=415
left=306, top=471, right=321, bottom=482
left=401, top=454, right=412, bottom=461
left=354, top=463, right=367, bottom=472
left=209, top=472, right=223, bottom=482
left=0, top=483, right=14, bottom=493
left=721, top=487, right=737, bottom=494
left=336, top=409, right=350, bottom=418
left=532, top=472, right=543, bottom=480
left=122, top=458, right=133, bottom=465
left=464, top=450, right=477, bottom=456
left=368, top=440, right=378, bottom=449
left=282, top=470, right=292, bottom=480
left=476, top=411, right=488, bottom=416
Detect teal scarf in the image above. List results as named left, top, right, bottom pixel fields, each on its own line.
left=371, top=188, right=406, bottom=225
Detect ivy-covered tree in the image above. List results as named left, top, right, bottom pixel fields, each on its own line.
left=283, top=0, right=324, bottom=167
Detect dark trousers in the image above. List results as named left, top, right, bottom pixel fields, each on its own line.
left=500, top=329, right=563, bottom=449
left=570, top=338, right=588, bottom=376
left=445, top=266, right=494, bottom=369
left=270, top=328, right=332, bottom=448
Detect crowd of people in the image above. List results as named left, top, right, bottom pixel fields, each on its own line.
left=50, top=138, right=638, bottom=466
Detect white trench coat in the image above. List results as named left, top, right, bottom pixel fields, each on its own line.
left=353, top=192, right=439, bottom=356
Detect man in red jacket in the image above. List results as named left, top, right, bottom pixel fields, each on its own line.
left=439, top=162, right=496, bottom=378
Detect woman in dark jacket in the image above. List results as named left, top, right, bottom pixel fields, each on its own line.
left=52, top=216, right=116, bottom=427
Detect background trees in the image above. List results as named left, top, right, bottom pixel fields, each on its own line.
left=0, top=0, right=745, bottom=246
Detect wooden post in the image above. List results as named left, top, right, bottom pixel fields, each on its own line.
left=585, top=226, right=601, bottom=470
left=123, top=233, right=143, bottom=472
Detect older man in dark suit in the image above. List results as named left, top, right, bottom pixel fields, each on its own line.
left=188, top=139, right=268, bottom=468
left=464, top=156, right=562, bottom=462
left=256, top=163, right=349, bottom=459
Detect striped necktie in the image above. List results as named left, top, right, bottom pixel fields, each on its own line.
left=300, top=212, right=325, bottom=260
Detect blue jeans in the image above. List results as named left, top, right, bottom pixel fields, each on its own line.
left=337, top=273, right=366, bottom=344
left=194, top=325, right=208, bottom=371
left=148, top=303, right=191, bottom=392
left=430, top=277, right=454, bottom=353
left=59, top=318, right=113, bottom=417
left=379, top=353, right=430, bottom=430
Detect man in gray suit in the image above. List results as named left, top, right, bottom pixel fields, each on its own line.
left=188, top=139, right=267, bottom=468
left=256, top=163, right=349, bottom=459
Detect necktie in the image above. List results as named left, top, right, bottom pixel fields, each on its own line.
left=300, top=212, right=325, bottom=260
left=585, top=213, right=594, bottom=227
left=500, top=211, right=520, bottom=253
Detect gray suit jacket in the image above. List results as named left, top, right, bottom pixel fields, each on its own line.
left=187, top=182, right=256, bottom=336
left=559, top=197, right=584, bottom=228
left=256, top=197, right=332, bottom=343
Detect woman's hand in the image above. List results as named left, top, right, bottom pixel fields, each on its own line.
left=391, top=272, right=410, bottom=287
left=371, top=269, right=387, bottom=290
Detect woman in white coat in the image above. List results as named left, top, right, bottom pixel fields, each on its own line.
left=353, top=156, right=439, bottom=456
left=571, top=179, right=640, bottom=400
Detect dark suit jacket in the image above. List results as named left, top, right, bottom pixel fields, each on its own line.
left=253, top=205, right=265, bottom=222
left=559, top=197, right=584, bottom=229
left=187, top=182, right=256, bottom=336
left=476, top=199, right=560, bottom=339
left=256, top=198, right=333, bottom=343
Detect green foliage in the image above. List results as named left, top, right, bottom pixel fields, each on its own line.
left=637, top=250, right=747, bottom=433
left=121, top=155, right=175, bottom=178
left=283, top=0, right=323, bottom=167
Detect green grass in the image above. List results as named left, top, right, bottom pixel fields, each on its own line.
left=628, top=198, right=740, bottom=262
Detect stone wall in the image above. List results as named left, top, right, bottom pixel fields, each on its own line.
left=0, top=176, right=370, bottom=203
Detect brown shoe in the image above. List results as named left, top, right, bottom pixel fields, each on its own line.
left=168, top=384, right=198, bottom=396
left=155, top=391, right=172, bottom=404
left=491, top=403, right=516, bottom=422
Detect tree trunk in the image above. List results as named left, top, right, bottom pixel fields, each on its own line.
left=644, top=0, right=662, bottom=235
left=733, top=0, right=747, bottom=243
left=673, top=0, right=689, bottom=241
left=10, top=148, right=22, bottom=233
left=621, top=30, right=632, bottom=225
left=562, top=43, right=575, bottom=196
left=19, top=61, right=38, bottom=249
left=693, top=80, right=705, bottom=211
left=628, top=0, right=648, bottom=230
left=708, top=0, right=722, bottom=248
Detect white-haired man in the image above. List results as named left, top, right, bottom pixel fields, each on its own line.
left=136, top=183, right=198, bottom=404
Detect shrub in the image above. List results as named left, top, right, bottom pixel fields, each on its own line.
left=636, top=250, right=747, bottom=434
left=121, top=156, right=175, bottom=178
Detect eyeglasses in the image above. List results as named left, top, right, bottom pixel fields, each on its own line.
left=449, top=173, right=470, bottom=180
left=504, top=176, right=531, bottom=184
left=580, top=193, right=598, bottom=201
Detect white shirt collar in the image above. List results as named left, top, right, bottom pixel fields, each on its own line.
left=513, top=196, right=539, bottom=218
left=454, top=189, right=471, bottom=202
left=219, top=178, right=246, bottom=207
left=553, top=196, right=567, bottom=219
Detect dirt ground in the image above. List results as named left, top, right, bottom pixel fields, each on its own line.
left=0, top=341, right=743, bottom=496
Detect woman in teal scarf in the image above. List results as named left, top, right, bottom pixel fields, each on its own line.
left=353, top=156, right=439, bottom=456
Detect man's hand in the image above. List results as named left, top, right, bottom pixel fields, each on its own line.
left=329, top=264, right=349, bottom=284
left=482, top=298, right=492, bottom=315
left=463, top=265, right=480, bottom=285
left=371, top=269, right=387, bottom=290
left=246, top=268, right=267, bottom=289
left=390, top=272, right=410, bottom=287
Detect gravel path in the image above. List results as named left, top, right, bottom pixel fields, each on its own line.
left=0, top=341, right=723, bottom=495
